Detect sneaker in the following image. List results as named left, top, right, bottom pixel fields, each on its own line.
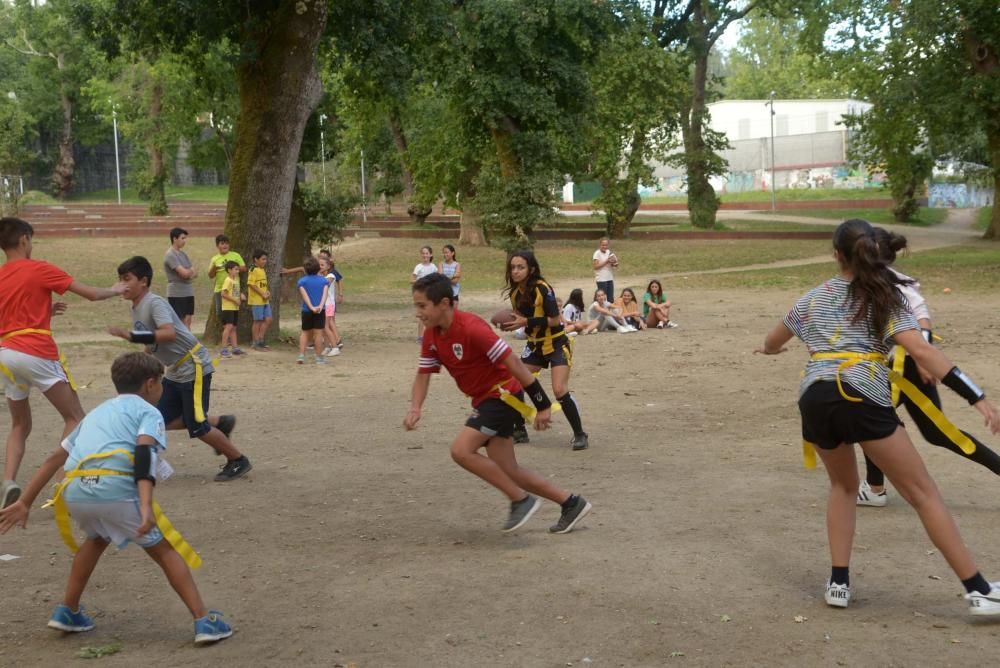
left=194, top=610, right=233, bottom=644
left=337, top=342, right=344, bottom=349
left=566, top=331, right=578, bottom=338
left=502, top=495, right=540, bottom=533
left=824, top=581, right=851, bottom=608
left=321, top=347, right=333, bottom=356
left=214, top=456, right=252, bottom=482
left=231, top=347, right=246, bottom=356
left=571, top=432, right=589, bottom=451
left=857, top=481, right=887, bottom=507
left=256, top=342, right=271, bottom=351
left=1, top=480, right=21, bottom=509
left=656, top=321, right=665, bottom=329
left=315, top=356, right=326, bottom=364
left=220, top=348, right=232, bottom=358
left=512, top=426, right=530, bottom=444
left=966, top=583, right=1000, bottom=616
left=296, top=354, right=305, bottom=364
left=665, top=321, right=679, bottom=329
left=47, top=604, right=95, bottom=632
left=324, top=347, right=341, bottom=357
left=549, top=495, right=592, bottom=534
left=216, top=415, right=236, bottom=439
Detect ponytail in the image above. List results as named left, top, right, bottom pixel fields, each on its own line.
left=834, top=219, right=912, bottom=336
left=872, top=227, right=908, bottom=264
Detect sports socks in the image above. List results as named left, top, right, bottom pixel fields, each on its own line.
left=830, top=566, right=850, bottom=587
left=557, top=393, right=584, bottom=436
left=962, top=572, right=991, bottom=595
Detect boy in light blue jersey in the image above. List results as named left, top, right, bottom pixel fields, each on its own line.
left=0, top=352, right=234, bottom=644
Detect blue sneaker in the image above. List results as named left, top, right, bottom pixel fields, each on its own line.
left=47, top=604, right=95, bottom=632
left=194, top=610, right=233, bottom=644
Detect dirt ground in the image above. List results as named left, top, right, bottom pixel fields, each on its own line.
left=2, top=278, right=1000, bottom=667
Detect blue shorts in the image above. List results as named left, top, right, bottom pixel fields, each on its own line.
left=251, top=304, right=272, bottom=320
left=158, top=373, right=213, bottom=438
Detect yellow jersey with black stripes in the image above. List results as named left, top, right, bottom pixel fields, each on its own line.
left=510, top=280, right=566, bottom=356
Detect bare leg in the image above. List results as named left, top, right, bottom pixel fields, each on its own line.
left=298, top=330, right=308, bottom=355
left=144, top=541, right=208, bottom=619
left=450, top=428, right=524, bottom=500
left=4, top=398, right=31, bottom=482
left=163, top=418, right=242, bottom=460
left=814, top=443, right=859, bottom=568
left=42, top=381, right=86, bottom=442
left=312, top=329, right=324, bottom=355
left=861, top=427, right=978, bottom=579
left=63, top=538, right=110, bottom=610
left=486, top=438, right=570, bottom=504
left=182, top=314, right=193, bottom=330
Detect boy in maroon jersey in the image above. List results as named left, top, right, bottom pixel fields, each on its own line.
left=404, top=273, right=591, bottom=533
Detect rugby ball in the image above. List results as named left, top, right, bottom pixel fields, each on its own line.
left=490, top=308, right=518, bottom=327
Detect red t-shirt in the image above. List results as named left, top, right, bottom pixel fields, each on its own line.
left=418, top=309, right=521, bottom=406
left=0, top=259, right=73, bottom=360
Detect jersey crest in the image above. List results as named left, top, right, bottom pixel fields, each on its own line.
left=452, top=343, right=464, bottom=360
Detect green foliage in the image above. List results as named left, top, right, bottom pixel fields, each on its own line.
left=0, top=94, right=34, bottom=175
left=294, top=182, right=358, bottom=248
left=474, top=163, right=560, bottom=249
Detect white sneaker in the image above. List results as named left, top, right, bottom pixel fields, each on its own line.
left=966, top=583, right=1000, bottom=616
left=857, top=481, right=887, bottom=507
left=566, top=331, right=578, bottom=338
left=321, top=347, right=333, bottom=356
left=825, top=581, right=850, bottom=608
left=656, top=321, right=665, bottom=329
left=665, top=321, right=679, bottom=329
left=325, top=347, right=341, bottom=357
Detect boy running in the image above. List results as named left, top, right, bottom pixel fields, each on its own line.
left=108, top=256, right=252, bottom=482
left=1, top=217, right=125, bottom=508
left=0, top=352, right=234, bottom=644
left=404, top=273, right=592, bottom=533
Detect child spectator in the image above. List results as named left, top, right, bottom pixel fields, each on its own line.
left=613, top=288, right=646, bottom=330
left=247, top=250, right=273, bottom=351
left=561, top=289, right=598, bottom=335
left=107, top=256, right=252, bottom=482
left=319, top=257, right=341, bottom=357
left=643, top=279, right=676, bottom=329
left=405, top=273, right=592, bottom=533
left=0, top=352, right=234, bottom=644
left=1, top=216, right=126, bottom=508
left=411, top=246, right=437, bottom=342
left=588, top=289, right=633, bottom=333
left=164, top=227, right=197, bottom=328
left=219, top=261, right=244, bottom=357
left=297, top=256, right=329, bottom=365
left=207, top=235, right=245, bottom=320
left=592, top=238, right=618, bottom=304
left=438, top=244, right=462, bottom=305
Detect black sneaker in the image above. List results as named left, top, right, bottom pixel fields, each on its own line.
left=549, top=496, right=592, bottom=534
left=216, top=415, right=236, bottom=439
left=214, top=456, right=252, bottom=482
left=501, top=495, right=540, bottom=532
left=571, top=432, right=589, bottom=451
left=512, top=426, right=530, bottom=444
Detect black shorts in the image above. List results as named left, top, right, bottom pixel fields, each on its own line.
left=158, top=373, right=212, bottom=438
left=168, top=296, right=195, bottom=318
left=520, top=336, right=572, bottom=369
left=465, top=397, right=522, bottom=440
left=220, top=310, right=238, bottom=326
left=301, top=311, right=326, bottom=330
left=798, top=381, right=902, bottom=450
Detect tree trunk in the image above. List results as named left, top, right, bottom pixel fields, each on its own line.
left=962, top=27, right=999, bottom=239
left=51, top=54, right=75, bottom=199
left=607, top=189, right=640, bottom=239
left=388, top=109, right=414, bottom=198
left=985, top=130, right=1000, bottom=240
left=458, top=197, right=487, bottom=246
left=279, top=179, right=313, bottom=312
left=148, top=80, right=168, bottom=216
left=684, top=8, right=719, bottom=229
left=204, top=0, right=328, bottom=344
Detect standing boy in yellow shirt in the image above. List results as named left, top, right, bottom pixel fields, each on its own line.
left=247, top=250, right=272, bottom=351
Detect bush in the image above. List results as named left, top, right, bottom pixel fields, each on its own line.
left=296, top=182, right=359, bottom=247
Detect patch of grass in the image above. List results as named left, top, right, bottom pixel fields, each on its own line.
left=641, top=187, right=889, bottom=205
left=573, top=213, right=834, bottom=232
left=67, top=185, right=230, bottom=204
left=976, top=207, right=993, bottom=231
left=775, top=207, right=948, bottom=226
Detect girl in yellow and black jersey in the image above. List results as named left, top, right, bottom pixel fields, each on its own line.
left=501, top=251, right=589, bottom=451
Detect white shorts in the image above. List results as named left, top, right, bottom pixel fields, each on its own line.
left=66, top=499, right=164, bottom=550
left=325, top=302, right=336, bottom=318
left=0, top=348, right=69, bottom=401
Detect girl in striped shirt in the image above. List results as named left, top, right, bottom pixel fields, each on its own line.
left=757, top=218, right=1000, bottom=616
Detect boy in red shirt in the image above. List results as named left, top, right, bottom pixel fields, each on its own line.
left=0, top=217, right=125, bottom=508
left=404, top=273, right=591, bottom=533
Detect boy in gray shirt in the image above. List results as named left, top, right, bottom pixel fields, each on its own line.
left=108, top=256, right=251, bottom=482
left=164, top=227, right=197, bottom=328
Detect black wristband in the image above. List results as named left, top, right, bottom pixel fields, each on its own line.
left=129, top=330, right=156, bottom=344
left=133, top=444, right=156, bottom=484
left=942, top=366, right=986, bottom=405
left=523, top=379, right=552, bottom=411
left=921, top=328, right=933, bottom=344
left=527, top=316, right=547, bottom=330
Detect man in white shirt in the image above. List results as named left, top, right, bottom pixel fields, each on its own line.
left=592, top=238, right=618, bottom=302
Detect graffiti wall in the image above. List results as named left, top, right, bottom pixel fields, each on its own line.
left=928, top=183, right=996, bottom=208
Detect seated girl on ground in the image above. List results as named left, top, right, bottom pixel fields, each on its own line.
left=560, top=289, right=598, bottom=335
left=588, top=289, right=634, bottom=333
left=643, top=279, right=676, bottom=329
left=613, top=288, right=646, bottom=330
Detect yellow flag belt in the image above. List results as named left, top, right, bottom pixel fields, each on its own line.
left=172, top=343, right=219, bottom=424
left=0, top=328, right=78, bottom=391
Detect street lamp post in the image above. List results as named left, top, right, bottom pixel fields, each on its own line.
left=319, top=113, right=327, bottom=194
left=111, top=104, right=122, bottom=205
left=765, top=92, right=776, bottom=212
